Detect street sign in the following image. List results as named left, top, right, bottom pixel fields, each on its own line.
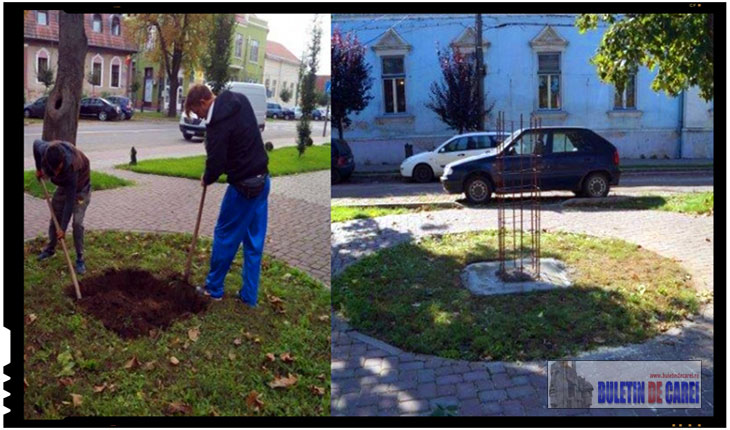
left=325, top=80, right=331, bottom=95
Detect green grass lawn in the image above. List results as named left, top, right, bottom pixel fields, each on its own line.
left=131, top=111, right=180, bottom=122
left=331, top=205, right=450, bottom=223
left=24, top=171, right=134, bottom=199
left=24, top=231, right=330, bottom=418
left=117, top=145, right=330, bottom=180
left=333, top=230, right=702, bottom=361
left=576, top=192, right=714, bottom=216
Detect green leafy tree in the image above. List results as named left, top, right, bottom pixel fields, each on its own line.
left=36, top=66, right=55, bottom=94
left=203, top=14, right=236, bottom=95
left=576, top=13, right=713, bottom=101
left=297, top=16, right=322, bottom=157
left=279, top=87, right=292, bottom=104
left=316, top=90, right=329, bottom=107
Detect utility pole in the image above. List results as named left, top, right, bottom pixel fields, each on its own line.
left=475, top=13, right=485, bottom=131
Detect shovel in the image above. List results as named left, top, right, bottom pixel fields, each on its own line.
left=183, top=185, right=207, bottom=284
left=39, top=178, right=82, bottom=300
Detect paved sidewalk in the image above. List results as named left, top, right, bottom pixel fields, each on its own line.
left=331, top=208, right=714, bottom=416
left=24, top=169, right=331, bottom=285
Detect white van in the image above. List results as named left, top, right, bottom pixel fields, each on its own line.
left=179, top=81, right=267, bottom=141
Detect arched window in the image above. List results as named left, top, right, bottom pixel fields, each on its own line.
left=92, top=14, right=103, bottom=33
left=110, top=57, right=122, bottom=88
left=90, top=54, right=103, bottom=87
left=35, top=48, right=50, bottom=84
left=235, top=34, right=243, bottom=58
left=249, top=40, right=259, bottom=63
left=111, top=16, right=121, bottom=36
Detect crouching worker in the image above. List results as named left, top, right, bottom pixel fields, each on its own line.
left=33, top=139, right=91, bottom=274
left=184, top=84, right=270, bottom=307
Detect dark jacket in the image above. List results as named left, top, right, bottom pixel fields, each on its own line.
left=203, top=90, right=268, bottom=186
left=33, top=139, right=91, bottom=231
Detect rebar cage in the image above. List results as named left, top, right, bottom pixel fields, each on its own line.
left=494, top=112, right=542, bottom=281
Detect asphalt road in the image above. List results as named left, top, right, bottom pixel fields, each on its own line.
left=331, top=172, right=714, bottom=199
left=23, top=118, right=331, bottom=169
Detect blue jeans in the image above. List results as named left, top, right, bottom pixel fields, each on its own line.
left=205, top=177, right=270, bottom=305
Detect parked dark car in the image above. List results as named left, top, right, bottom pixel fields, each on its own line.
left=440, top=127, right=621, bottom=204
left=266, top=102, right=286, bottom=119
left=311, top=109, right=324, bottom=121
left=331, top=138, right=355, bottom=184
left=105, top=95, right=134, bottom=120
left=24, top=96, right=48, bottom=118
left=79, top=97, right=121, bottom=121
left=282, top=107, right=296, bottom=120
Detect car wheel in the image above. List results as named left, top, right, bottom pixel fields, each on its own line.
left=582, top=173, right=610, bottom=198
left=465, top=176, right=493, bottom=205
left=24, top=109, right=31, bottom=118
left=332, top=169, right=341, bottom=185
left=183, top=134, right=193, bottom=141
left=125, top=113, right=132, bottom=120
left=412, top=164, right=434, bottom=183
left=98, top=111, right=107, bottom=121
left=273, top=114, right=279, bottom=119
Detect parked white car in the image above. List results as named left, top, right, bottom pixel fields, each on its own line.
left=179, top=81, right=267, bottom=141
left=400, top=132, right=504, bottom=182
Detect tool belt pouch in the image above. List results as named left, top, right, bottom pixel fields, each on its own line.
left=234, top=174, right=267, bottom=199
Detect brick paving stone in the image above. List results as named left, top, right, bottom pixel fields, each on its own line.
left=331, top=206, right=715, bottom=417
left=436, top=374, right=463, bottom=385
left=437, top=384, right=457, bottom=396
left=456, top=382, right=478, bottom=399
left=479, top=389, right=508, bottom=403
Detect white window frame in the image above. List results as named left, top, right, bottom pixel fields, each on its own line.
left=37, top=10, right=48, bottom=26
left=381, top=56, right=406, bottom=114
left=109, top=56, right=122, bottom=88
left=92, top=14, right=103, bottom=33
left=249, top=40, right=259, bottom=64
left=35, top=48, right=50, bottom=84
left=235, top=34, right=243, bottom=58
left=91, top=54, right=104, bottom=87
left=613, top=73, right=637, bottom=110
left=111, top=15, right=121, bottom=36
left=537, top=52, right=561, bottom=111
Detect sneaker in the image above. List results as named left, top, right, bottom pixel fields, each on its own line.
left=75, top=259, right=86, bottom=275
left=195, top=286, right=222, bottom=301
left=37, top=249, right=55, bottom=261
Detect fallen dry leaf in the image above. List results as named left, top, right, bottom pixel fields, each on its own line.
left=25, top=314, right=38, bottom=325
left=143, top=360, right=157, bottom=371
left=243, top=331, right=254, bottom=340
left=24, top=378, right=29, bottom=389
left=318, top=315, right=329, bottom=322
left=233, top=338, right=242, bottom=346
left=204, top=351, right=213, bottom=360
left=265, top=353, right=276, bottom=362
left=310, top=385, right=325, bottom=397
left=166, top=401, right=192, bottom=415
left=316, top=373, right=326, bottom=381
left=70, top=393, right=83, bottom=407
left=93, top=383, right=107, bottom=393
left=228, top=352, right=236, bottom=361
left=267, top=295, right=284, bottom=305
left=267, top=373, right=298, bottom=389
left=169, top=356, right=180, bottom=366
left=279, top=352, right=295, bottom=363
left=188, top=327, right=200, bottom=342
left=123, top=355, right=141, bottom=370
left=593, top=336, right=606, bottom=344
left=245, top=390, right=264, bottom=412
left=253, top=337, right=261, bottom=344
left=58, top=377, right=74, bottom=387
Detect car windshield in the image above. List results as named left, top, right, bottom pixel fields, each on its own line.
left=495, top=129, right=525, bottom=154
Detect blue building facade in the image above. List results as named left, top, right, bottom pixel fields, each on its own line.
left=332, top=14, right=713, bottom=165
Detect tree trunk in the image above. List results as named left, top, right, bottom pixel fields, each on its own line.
left=42, top=12, right=87, bottom=145
left=167, top=50, right=182, bottom=117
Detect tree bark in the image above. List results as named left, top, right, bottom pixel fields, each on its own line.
left=167, top=49, right=182, bottom=117
left=42, top=12, right=87, bottom=145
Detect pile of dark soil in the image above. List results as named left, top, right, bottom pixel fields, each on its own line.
left=71, top=269, right=209, bottom=339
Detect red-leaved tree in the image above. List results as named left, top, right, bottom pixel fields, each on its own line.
left=426, top=48, right=493, bottom=134
left=331, top=27, right=373, bottom=141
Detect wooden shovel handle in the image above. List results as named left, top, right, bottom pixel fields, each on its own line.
left=39, top=178, right=82, bottom=299
left=183, top=185, right=207, bottom=283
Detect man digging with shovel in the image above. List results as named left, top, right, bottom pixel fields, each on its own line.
left=33, top=139, right=91, bottom=275
left=184, top=84, right=270, bottom=307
